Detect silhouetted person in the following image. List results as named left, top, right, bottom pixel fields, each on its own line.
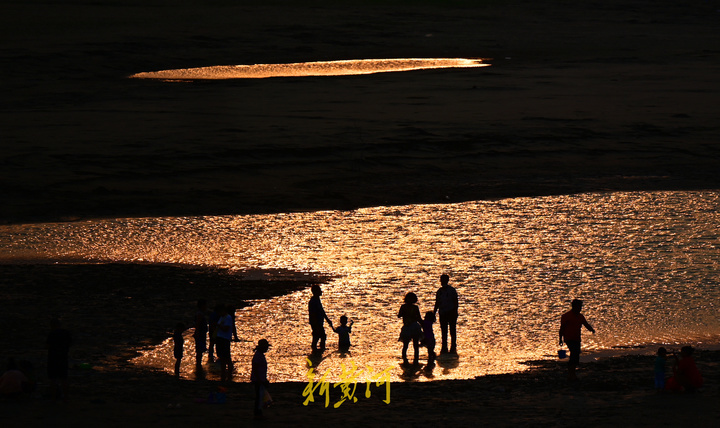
left=208, top=304, right=220, bottom=363
left=193, top=299, right=208, bottom=369
left=398, top=292, right=423, bottom=365
left=333, top=315, right=353, bottom=351
left=559, top=299, right=595, bottom=380
left=655, top=347, right=668, bottom=391
left=215, top=304, right=234, bottom=382
left=433, top=274, right=459, bottom=355
left=251, top=339, right=271, bottom=418
left=422, top=311, right=437, bottom=365
left=308, top=284, right=333, bottom=351
left=666, top=346, right=703, bottom=392
left=47, top=317, right=72, bottom=400
left=173, top=322, right=185, bottom=378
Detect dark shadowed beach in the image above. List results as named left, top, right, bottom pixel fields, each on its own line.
left=1, top=0, right=719, bottom=224
left=1, top=0, right=719, bottom=426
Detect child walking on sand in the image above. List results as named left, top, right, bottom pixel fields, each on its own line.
left=173, top=322, right=185, bottom=378
left=421, top=311, right=436, bottom=365
left=251, top=339, right=271, bottom=418
left=333, top=315, right=353, bottom=351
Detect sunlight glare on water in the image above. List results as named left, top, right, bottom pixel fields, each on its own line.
left=2, top=190, right=720, bottom=382
left=129, top=58, right=489, bottom=80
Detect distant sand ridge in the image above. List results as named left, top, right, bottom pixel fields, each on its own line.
left=129, top=58, right=489, bottom=80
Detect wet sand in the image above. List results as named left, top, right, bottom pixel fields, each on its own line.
left=2, top=0, right=720, bottom=425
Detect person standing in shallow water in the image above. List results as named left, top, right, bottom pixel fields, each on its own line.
left=173, top=322, right=185, bottom=378
left=215, top=305, right=235, bottom=383
left=193, top=299, right=208, bottom=370
left=559, top=299, right=595, bottom=381
left=333, top=315, right=353, bottom=352
left=433, top=274, right=459, bottom=355
left=308, top=284, right=334, bottom=351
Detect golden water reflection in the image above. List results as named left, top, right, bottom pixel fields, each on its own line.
left=129, top=58, right=488, bottom=80
left=2, top=191, right=720, bottom=382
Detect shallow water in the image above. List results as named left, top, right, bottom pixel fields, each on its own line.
left=2, top=190, right=720, bottom=382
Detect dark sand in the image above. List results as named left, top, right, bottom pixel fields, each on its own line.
left=2, top=0, right=720, bottom=426
left=1, top=0, right=719, bottom=224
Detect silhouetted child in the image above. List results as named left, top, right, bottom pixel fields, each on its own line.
left=666, top=346, right=703, bottom=392
left=173, top=322, right=185, bottom=378
left=421, top=311, right=436, bottom=364
left=333, top=315, right=353, bottom=351
left=398, top=292, right=423, bottom=366
left=251, top=339, right=271, bottom=418
left=654, top=347, right=667, bottom=391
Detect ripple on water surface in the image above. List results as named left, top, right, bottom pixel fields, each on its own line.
left=1, top=190, right=719, bottom=382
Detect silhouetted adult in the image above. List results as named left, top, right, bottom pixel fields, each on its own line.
left=47, top=317, right=72, bottom=400
left=398, top=292, right=423, bottom=365
left=559, top=299, right=595, bottom=380
left=308, top=284, right=333, bottom=351
left=433, top=274, right=459, bottom=355
left=215, top=304, right=235, bottom=383
left=193, top=299, right=208, bottom=369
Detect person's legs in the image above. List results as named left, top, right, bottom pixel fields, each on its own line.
left=427, top=339, right=436, bottom=364
left=253, top=382, right=263, bottom=417
left=216, top=338, right=232, bottom=382
left=448, top=314, right=458, bottom=353
left=319, top=328, right=327, bottom=350
left=48, top=358, right=69, bottom=401
left=194, top=339, right=205, bottom=368
left=412, top=337, right=419, bottom=364
left=208, top=336, right=216, bottom=363
left=311, top=332, right=318, bottom=350
left=439, top=314, right=449, bottom=353
left=566, top=340, right=581, bottom=380
left=401, top=339, right=410, bottom=364
left=311, top=324, right=326, bottom=350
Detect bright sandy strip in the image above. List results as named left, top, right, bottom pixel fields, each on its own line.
left=129, top=58, right=489, bottom=80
